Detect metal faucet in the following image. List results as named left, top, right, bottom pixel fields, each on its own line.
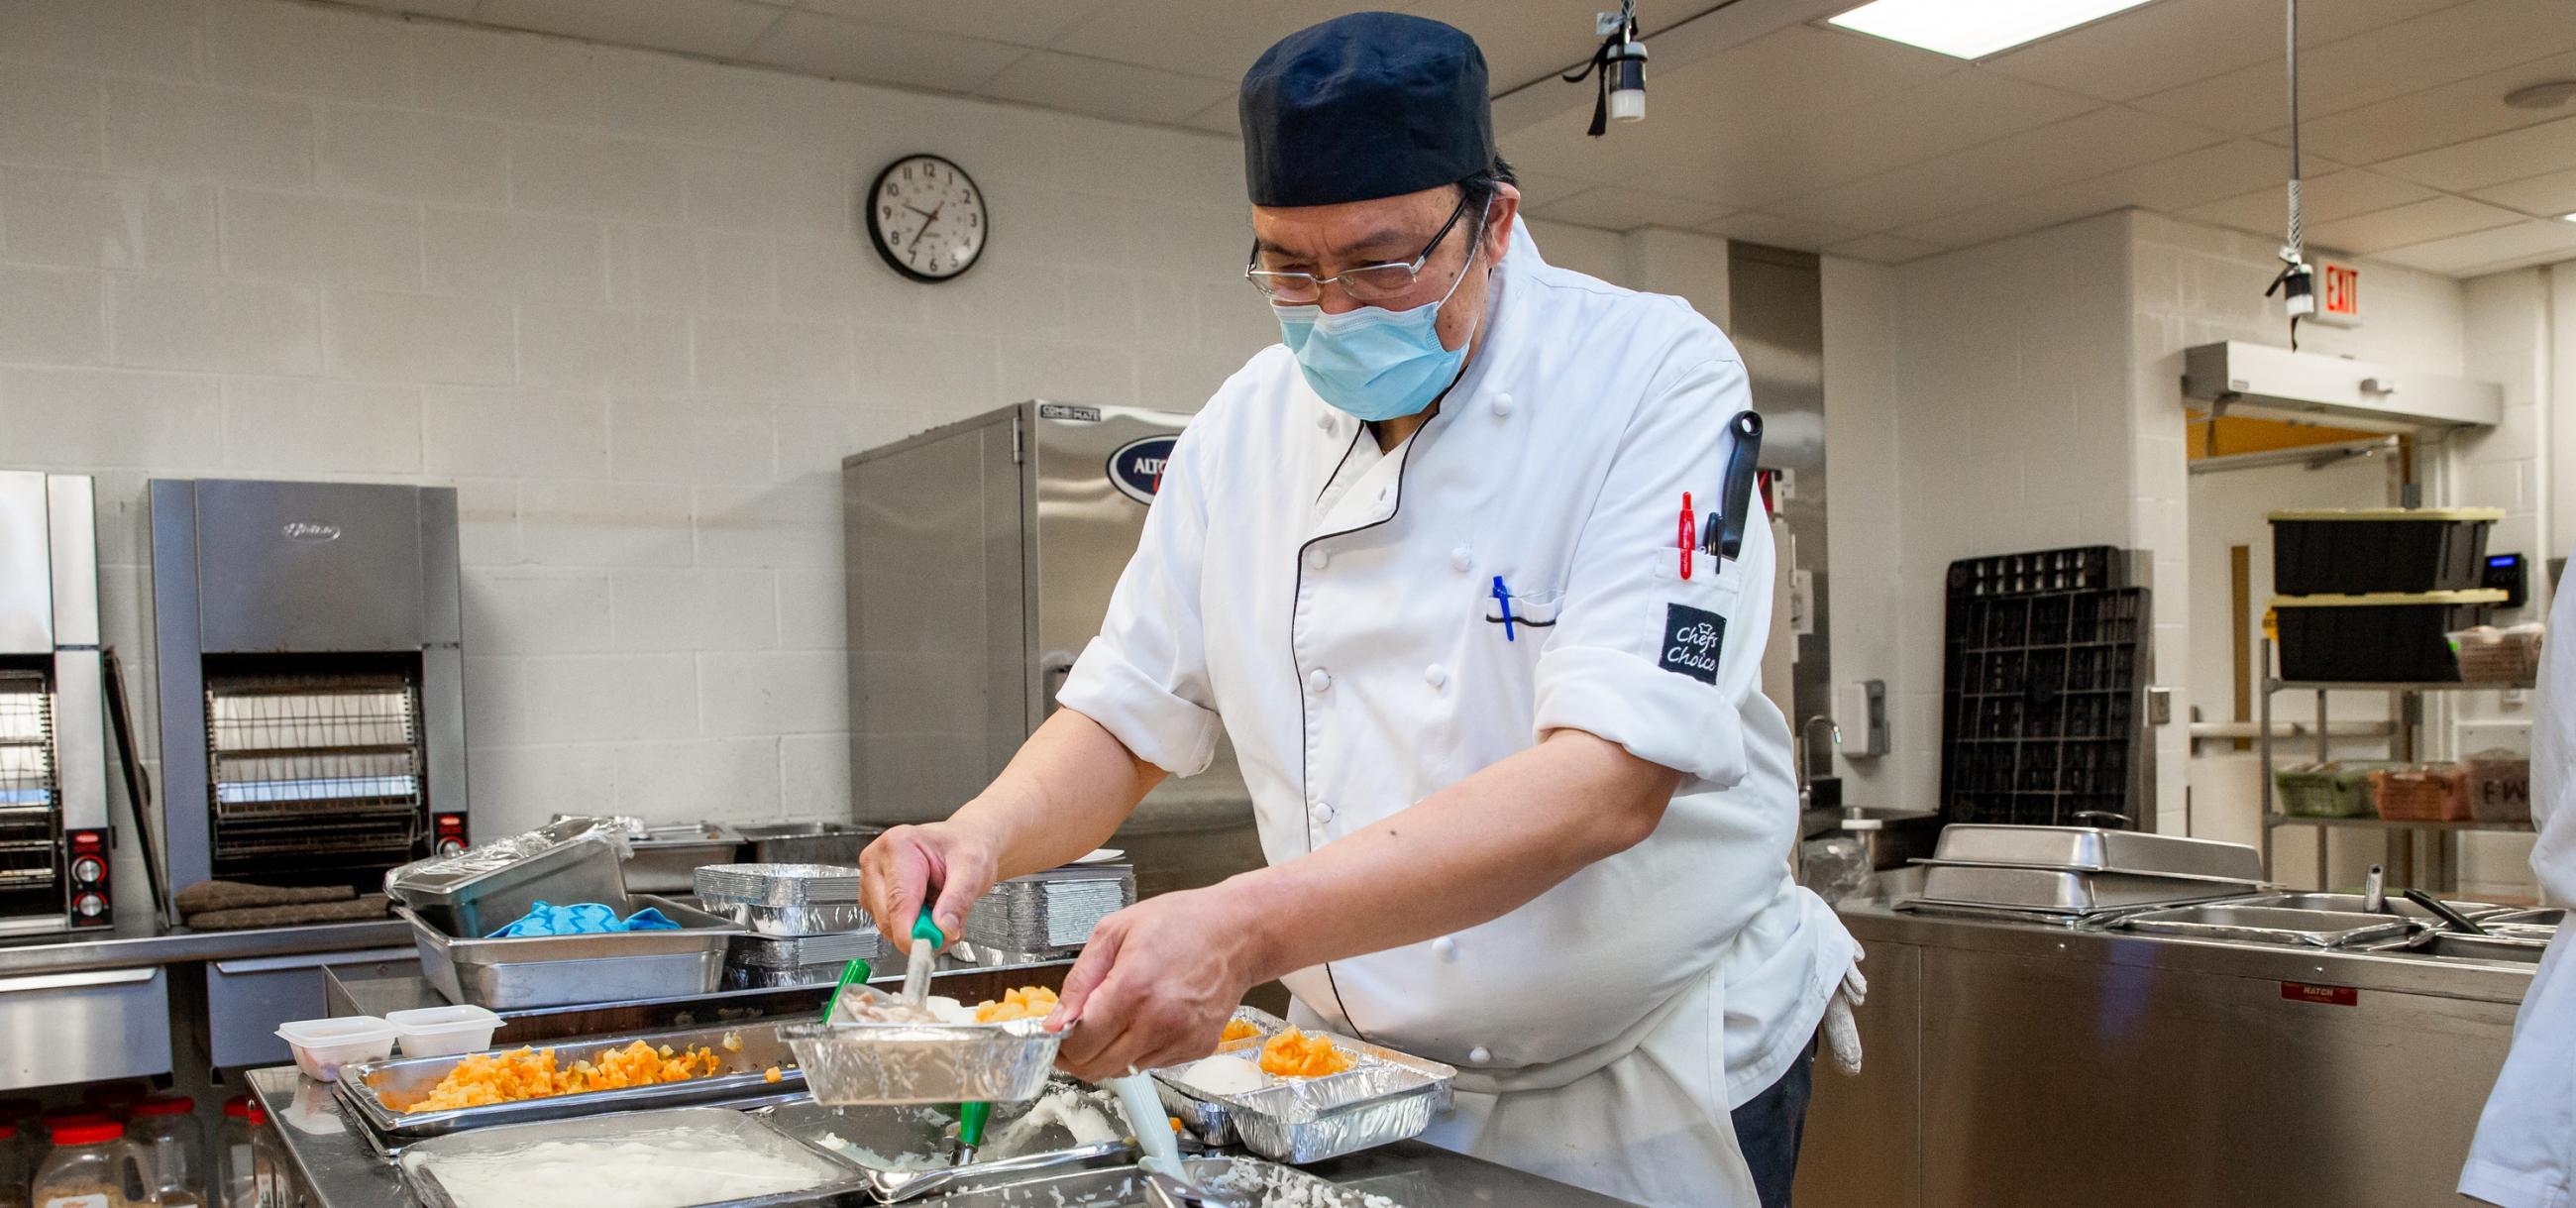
left=1795, top=714, right=1841, bottom=808
left=2363, top=864, right=2386, bottom=914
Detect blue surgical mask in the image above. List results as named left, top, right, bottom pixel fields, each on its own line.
left=1274, top=244, right=1487, bottom=423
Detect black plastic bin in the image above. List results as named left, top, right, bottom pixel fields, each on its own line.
left=2269, top=508, right=2499, bottom=596
left=2272, top=590, right=2506, bottom=683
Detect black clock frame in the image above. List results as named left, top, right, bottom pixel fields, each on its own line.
left=865, top=154, right=987, bottom=284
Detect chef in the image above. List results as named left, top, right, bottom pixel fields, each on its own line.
left=861, top=13, right=1858, bottom=1206
left=2461, top=560, right=2575, bottom=1208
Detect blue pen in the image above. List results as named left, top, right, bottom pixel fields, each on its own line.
left=1491, top=575, right=1516, bottom=641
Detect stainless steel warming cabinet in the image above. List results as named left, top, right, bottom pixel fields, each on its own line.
left=150, top=479, right=472, bottom=915
left=0, top=473, right=114, bottom=933
left=842, top=401, right=1260, bottom=900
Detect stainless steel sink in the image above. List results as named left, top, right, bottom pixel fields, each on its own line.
left=2411, top=933, right=2549, bottom=964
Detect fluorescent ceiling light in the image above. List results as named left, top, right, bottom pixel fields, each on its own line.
left=1828, top=0, right=2161, bottom=59
left=2561, top=212, right=2576, bottom=223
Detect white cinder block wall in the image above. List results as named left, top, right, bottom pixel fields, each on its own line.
left=0, top=0, right=1653, bottom=839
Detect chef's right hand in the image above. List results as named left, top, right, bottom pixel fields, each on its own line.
left=859, top=823, right=998, bottom=952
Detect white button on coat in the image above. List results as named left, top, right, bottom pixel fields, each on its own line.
left=1449, top=546, right=1473, bottom=573
left=1306, top=548, right=1330, bottom=571
left=1491, top=392, right=1514, bottom=417
left=1468, top=1045, right=1491, bottom=1064
left=1306, top=669, right=1331, bottom=694
left=1314, top=801, right=1336, bottom=824
left=1425, top=664, right=1448, bottom=689
left=1433, top=936, right=1458, bottom=960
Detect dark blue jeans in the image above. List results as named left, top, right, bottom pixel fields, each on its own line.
left=1729, top=1033, right=1818, bottom=1208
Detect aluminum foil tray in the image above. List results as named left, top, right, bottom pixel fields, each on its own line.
left=1152, top=1022, right=1452, bottom=1162
left=397, top=1106, right=861, bottom=1208
left=1930, top=824, right=2267, bottom=883
left=729, top=929, right=882, bottom=969
left=1148, top=1008, right=1289, bottom=1145
left=706, top=899, right=874, bottom=937
left=726, top=962, right=855, bottom=990
left=920, top=1156, right=1413, bottom=1208
left=963, top=865, right=1134, bottom=954
left=1905, top=863, right=2255, bottom=917
left=759, top=1078, right=1133, bottom=1202
left=696, top=863, right=864, bottom=907
left=780, top=986, right=1061, bottom=1105
left=339, top=1021, right=807, bottom=1140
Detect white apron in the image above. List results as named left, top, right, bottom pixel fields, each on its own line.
left=1060, top=221, right=1857, bottom=1208
left=2461, top=554, right=2576, bottom=1208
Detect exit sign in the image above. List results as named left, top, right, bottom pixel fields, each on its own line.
left=2313, top=260, right=2362, bottom=327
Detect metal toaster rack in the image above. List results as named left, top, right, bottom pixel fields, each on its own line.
left=0, top=671, right=59, bottom=897
left=202, top=670, right=425, bottom=870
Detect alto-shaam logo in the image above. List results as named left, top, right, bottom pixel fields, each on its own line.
left=281, top=521, right=343, bottom=543
left=1108, top=436, right=1176, bottom=504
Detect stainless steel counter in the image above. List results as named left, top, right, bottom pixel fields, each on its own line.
left=245, top=1065, right=1642, bottom=1208
left=1795, top=896, right=2534, bottom=1208
left=0, top=914, right=410, bottom=977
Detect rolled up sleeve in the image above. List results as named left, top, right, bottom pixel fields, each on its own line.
left=1531, top=356, right=1774, bottom=794
left=1055, top=423, right=1224, bottom=777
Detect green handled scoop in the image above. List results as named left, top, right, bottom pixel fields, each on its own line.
left=951, top=1099, right=991, bottom=1166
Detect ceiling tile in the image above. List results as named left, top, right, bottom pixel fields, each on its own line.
left=2369, top=217, right=2576, bottom=275
left=1887, top=140, right=2288, bottom=246
left=2291, top=48, right=2576, bottom=165
left=1529, top=185, right=1728, bottom=232
left=472, top=0, right=786, bottom=58
left=791, top=0, right=1120, bottom=48
left=2304, top=194, right=2526, bottom=254
left=1981, top=0, right=2464, bottom=103
left=2472, top=166, right=2576, bottom=218
left=1404, top=0, right=1606, bottom=91
left=2374, top=113, right=2576, bottom=190
left=1825, top=232, right=1947, bottom=265
left=326, top=0, right=482, bottom=17
left=2180, top=169, right=2438, bottom=235
left=2132, top=0, right=2576, bottom=135
left=977, top=51, right=1234, bottom=125
left=1775, top=104, right=2220, bottom=232
left=1511, top=171, right=1598, bottom=209
left=1695, top=211, right=1865, bottom=252
left=738, top=12, right=1028, bottom=93
left=1048, top=0, right=1404, bottom=72
left=1181, top=95, right=1238, bottom=136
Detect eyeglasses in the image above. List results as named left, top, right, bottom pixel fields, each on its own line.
left=1244, top=195, right=1485, bottom=304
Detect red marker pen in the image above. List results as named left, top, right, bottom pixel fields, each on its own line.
left=1678, top=492, right=1694, bottom=581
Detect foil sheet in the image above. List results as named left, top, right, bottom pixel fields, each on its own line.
left=705, top=899, right=873, bottom=937
left=962, top=866, right=1134, bottom=953
left=759, top=1078, right=1133, bottom=1202
left=918, top=1156, right=1408, bottom=1208
left=781, top=988, right=1061, bottom=1105
left=728, top=929, right=882, bottom=969
left=696, top=862, right=865, bottom=907
left=1224, top=1062, right=1447, bottom=1165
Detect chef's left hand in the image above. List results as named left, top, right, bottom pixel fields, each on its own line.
left=1044, top=883, right=1267, bottom=1082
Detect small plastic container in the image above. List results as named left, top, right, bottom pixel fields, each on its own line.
left=0, top=1122, right=28, bottom=1208
left=213, top=1101, right=253, bottom=1208
left=245, top=1106, right=282, bottom=1208
left=2450, top=623, right=2544, bottom=684
left=2464, top=749, right=2533, bottom=824
left=272, top=1016, right=397, bottom=1082
left=33, top=1119, right=154, bottom=1208
left=127, top=1097, right=202, bottom=1208
left=2369, top=765, right=2471, bottom=822
left=384, top=1004, right=501, bottom=1058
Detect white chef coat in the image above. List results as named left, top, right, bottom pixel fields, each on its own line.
left=2462, top=563, right=2576, bottom=1208
left=1058, top=219, right=1856, bottom=1207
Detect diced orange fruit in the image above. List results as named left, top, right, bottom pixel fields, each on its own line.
left=1257, top=1028, right=1351, bottom=1079
left=1219, top=1019, right=1261, bottom=1044
left=764, top=1066, right=784, bottom=1083
left=973, top=985, right=1060, bottom=1023
left=396, top=1041, right=723, bottom=1112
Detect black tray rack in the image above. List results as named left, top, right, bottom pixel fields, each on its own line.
left=1940, top=547, right=2150, bottom=827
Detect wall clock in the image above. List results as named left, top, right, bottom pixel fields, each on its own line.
left=866, top=154, right=987, bottom=282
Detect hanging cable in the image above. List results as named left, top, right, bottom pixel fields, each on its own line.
left=2264, top=0, right=2313, bottom=347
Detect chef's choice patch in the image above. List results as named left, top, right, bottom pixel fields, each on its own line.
left=1659, top=604, right=1724, bottom=684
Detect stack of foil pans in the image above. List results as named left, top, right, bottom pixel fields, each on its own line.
left=724, top=930, right=885, bottom=989
left=963, top=865, right=1134, bottom=958
left=695, top=863, right=869, bottom=936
